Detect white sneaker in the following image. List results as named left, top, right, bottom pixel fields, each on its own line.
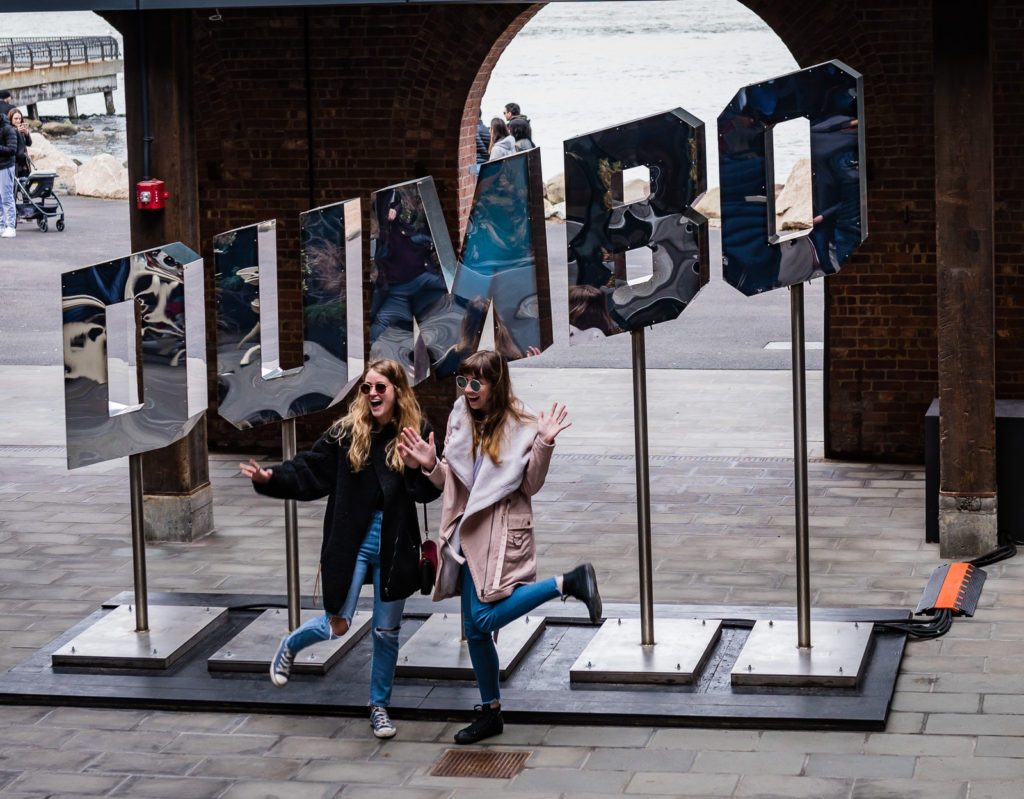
left=0, top=228, right=15, bottom=238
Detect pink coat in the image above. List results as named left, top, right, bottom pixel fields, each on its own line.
left=424, top=396, right=553, bottom=602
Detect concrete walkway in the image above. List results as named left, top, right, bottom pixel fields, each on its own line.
left=2, top=360, right=1024, bottom=798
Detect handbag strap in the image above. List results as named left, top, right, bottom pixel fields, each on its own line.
left=312, top=563, right=322, bottom=608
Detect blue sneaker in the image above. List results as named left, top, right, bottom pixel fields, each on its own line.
left=370, top=705, right=397, bottom=739
left=270, top=636, right=294, bottom=687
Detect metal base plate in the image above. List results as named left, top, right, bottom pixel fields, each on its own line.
left=51, top=604, right=228, bottom=669
left=395, top=612, right=545, bottom=680
left=731, top=620, right=872, bottom=688
left=570, top=618, right=722, bottom=684
left=207, top=608, right=371, bottom=674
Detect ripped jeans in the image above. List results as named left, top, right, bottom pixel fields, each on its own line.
left=283, top=511, right=404, bottom=706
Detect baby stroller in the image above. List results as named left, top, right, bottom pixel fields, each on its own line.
left=16, top=170, right=66, bottom=233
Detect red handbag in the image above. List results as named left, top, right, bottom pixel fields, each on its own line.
left=419, top=539, right=438, bottom=594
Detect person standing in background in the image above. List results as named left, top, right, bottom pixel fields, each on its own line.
left=0, top=91, right=15, bottom=119
left=504, top=102, right=533, bottom=142
left=0, top=112, right=19, bottom=238
left=488, top=118, right=515, bottom=160
left=8, top=109, right=32, bottom=179
left=475, top=110, right=490, bottom=176
left=508, top=117, right=534, bottom=152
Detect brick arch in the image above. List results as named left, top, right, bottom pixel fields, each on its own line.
left=452, top=4, right=545, bottom=236
left=377, top=3, right=544, bottom=241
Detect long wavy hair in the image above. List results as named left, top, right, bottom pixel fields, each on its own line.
left=458, top=350, right=531, bottom=464
left=328, top=359, right=422, bottom=472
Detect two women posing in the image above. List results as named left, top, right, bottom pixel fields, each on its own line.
left=242, top=352, right=600, bottom=744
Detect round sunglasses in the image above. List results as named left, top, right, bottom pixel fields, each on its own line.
left=455, top=376, right=483, bottom=392
left=360, top=382, right=390, bottom=395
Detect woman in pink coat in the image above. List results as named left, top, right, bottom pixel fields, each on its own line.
left=399, top=350, right=601, bottom=744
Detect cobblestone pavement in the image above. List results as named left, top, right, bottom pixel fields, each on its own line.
left=2, top=365, right=1024, bottom=798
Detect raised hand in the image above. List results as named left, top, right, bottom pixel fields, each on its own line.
left=398, top=427, right=437, bottom=470
left=537, top=403, right=571, bottom=445
left=239, top=458, right=273, bottom=484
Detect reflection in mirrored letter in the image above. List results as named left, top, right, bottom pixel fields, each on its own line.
left=369, top=152, right=550, bottom=382
left=717, top=60, right=866, bottom=296
left=214, top=202, right=362, bottom=430
left=369, top=177, right=456, bottom=378
left=564, top=108, right=710, bottom=342
left=62, top=243, right=206, bottom=469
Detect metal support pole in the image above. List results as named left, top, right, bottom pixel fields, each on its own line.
left=631, top=328, right=655, bottom=646
left=282, top=418, right=301, bottom=631
left=128, top=453, right=149, bottom=632
left=790, top=283, right=811, bottom=648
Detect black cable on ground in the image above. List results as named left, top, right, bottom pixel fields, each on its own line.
left=872, top=529, right=1024, bottom=641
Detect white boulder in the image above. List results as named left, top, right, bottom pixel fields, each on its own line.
left=26, top=132, right=78, bottom=194
left=693, top=187, right=721, bottom=228
left=76, top=153, right=130, bottom=200
left=623, top=178, right=650, bottom=203
left=775, top=158, right=813, bottom=231
left=544, top=173, right=565, bottom=204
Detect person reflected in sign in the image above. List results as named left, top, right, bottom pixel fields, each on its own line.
left=370, top=187, right=448, bottom=344
left=398, top=350, right=601, bottom=745
left=240, top=359, right=440, bottom=740
left=568, top=284, right=620, bottom=343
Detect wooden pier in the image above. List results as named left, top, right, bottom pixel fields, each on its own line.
left=0, top=36, right=122, bottom=120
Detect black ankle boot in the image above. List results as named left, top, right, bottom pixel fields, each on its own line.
left=454, top=703, right=503, bottom=744
left=562, top=563, right=602, bottom=623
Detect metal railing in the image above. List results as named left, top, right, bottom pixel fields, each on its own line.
left=0, top=36, right=120, bottom=73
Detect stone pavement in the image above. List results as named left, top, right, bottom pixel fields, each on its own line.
left=2, top=363, right=1024, bottom=798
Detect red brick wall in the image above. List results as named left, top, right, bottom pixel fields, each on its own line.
left=991, top=4, right=1024, bottom=402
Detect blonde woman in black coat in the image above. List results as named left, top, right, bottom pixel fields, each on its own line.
left=241, top=358, right=440, bottom=739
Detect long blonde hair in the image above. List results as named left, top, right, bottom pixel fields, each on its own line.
left=458, top=350, right=531, bottom=464
left=328, top=359, right=423, bottom=472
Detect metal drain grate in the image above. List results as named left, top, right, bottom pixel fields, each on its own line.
left=429, top=748, right=530, bottom=779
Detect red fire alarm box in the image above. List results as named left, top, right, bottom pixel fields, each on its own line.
left=137, top=179, right=168, bottom=210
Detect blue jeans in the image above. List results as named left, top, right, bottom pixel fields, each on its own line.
left=461, top=565, right=560, bottom=704
left=369, top=270, right=448, bottom=343
left=0, top=166, right=15, bottom=230
left=285, top=511, right=405, bottom=706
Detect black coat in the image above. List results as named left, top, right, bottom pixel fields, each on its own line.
left=475, top=119, right=491, bottom=164
left=0, top=121, right=16, bottom=171
left=254, top=421, right=441, bottom=614
left=14, top=128, right=31, bottom=178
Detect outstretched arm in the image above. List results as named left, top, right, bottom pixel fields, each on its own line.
left=239, top=458, right=272, bottom=484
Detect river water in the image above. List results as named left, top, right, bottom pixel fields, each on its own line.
left=4, top=2, right=801, bottom=186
